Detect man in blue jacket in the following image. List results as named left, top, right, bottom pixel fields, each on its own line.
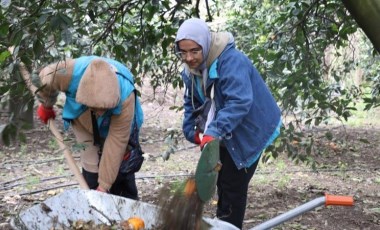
left=175, top=18, right=282, bottom=229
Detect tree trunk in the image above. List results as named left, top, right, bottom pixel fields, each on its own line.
left=342, top=0, right=380, bottom=53
left=7, top=65, right=35, bottom=141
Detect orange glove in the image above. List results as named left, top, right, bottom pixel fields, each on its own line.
left=194, top=130, right=201, bottom=145
left=36, top=104, right=56, bottom=124
left=200, top=135, right=215, bottom=150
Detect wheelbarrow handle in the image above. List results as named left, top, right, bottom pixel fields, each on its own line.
left=325, top=194, right=354, bottom=206
left=251, top=194, right=354, bottom=230
left=17, top=60, right=89, bottom=190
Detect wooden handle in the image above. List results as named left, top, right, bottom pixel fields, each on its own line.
left=17, top=61, right=89, bottom=189
left=18, top=62, right=38, bottom=93
left=48, top=120, right=89, bottom=189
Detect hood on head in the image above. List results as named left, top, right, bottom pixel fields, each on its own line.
left=175, top=18, right=211, bottom=71
left=76, top=59, right=120, bottom=109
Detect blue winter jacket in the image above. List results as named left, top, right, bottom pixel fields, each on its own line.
left=181, top=43, right=281, bottom=170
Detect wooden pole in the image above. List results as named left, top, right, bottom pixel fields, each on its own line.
left=18, top=61, right=89, bottom=190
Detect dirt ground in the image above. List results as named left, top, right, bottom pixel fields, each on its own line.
left=1, top=87, right=380, bottom=230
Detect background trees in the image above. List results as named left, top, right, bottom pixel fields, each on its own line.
left=1, top=0, right=379, bottom=164
left=222, top=0, right=379, bottom=164
left=0, top=0, right=192, bottom=143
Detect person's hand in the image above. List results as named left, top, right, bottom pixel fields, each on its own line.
left=200, top=135, right=215, bottom=150
left=36, top=104, right=56, bottom=124
left=194, top=130, right=202, bottom=145
left=96, top=186, right=108, bottom=193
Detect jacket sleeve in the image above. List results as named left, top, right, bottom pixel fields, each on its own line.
left=205, top=53, right=254, bottom=138
left=35, top=58, right=75, bottom=107
left=182, top=74, right=203, bottom=144
left=97, top=93, right=135, bottom=190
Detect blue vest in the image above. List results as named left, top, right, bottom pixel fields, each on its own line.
left=62, top=56, right=143, bottom=137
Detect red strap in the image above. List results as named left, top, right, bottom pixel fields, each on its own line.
left=123, top=151, right=131, bottom=160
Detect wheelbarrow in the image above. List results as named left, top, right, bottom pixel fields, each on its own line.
left=10, top=188, right=238, bottom=230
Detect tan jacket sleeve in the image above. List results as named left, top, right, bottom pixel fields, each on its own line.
left=35, top=58, right=75, bottom=107
left=97, top=93, right=135, bottom=190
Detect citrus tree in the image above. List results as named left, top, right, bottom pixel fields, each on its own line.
left=0, top=0, right=210, bottom=144
left=222, top=0, right=380, bottom=164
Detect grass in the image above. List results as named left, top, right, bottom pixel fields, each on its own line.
left=48, top=138, right=58, bottom=150
left=252, top=158, right=293, bottom=188
left=20, top=144, right=27, bottom=155
left=26, top=176, right=40, bottom=190
left=322, top=99, right=380, bottom=127
left=55, top=164, right=66, bottom=175
left=342, top=103, right=380, bottom=127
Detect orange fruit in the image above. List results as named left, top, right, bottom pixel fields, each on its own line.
left=120, top=217, right=145, bottom=230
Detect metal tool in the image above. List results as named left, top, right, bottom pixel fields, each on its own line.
left=251, top=194, right=354, bottom=230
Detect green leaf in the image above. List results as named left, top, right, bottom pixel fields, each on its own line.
left=0, top=23, right=9, bottom=37
left=10, top=29, right=24, bottom=46
left=18, top=132, right=27, bottom=143
left=325, top=131, right=333, bottom=140
left=37, top=14, right=49, bottom=26
left=0, top=50, right=10, bottom=62
left=146, top=5, right=157, bottom=21
left=58, top=13, right=73, bottom=27
left=50, top=15, right=61, bottom=30
left=1, top=124, right=17, bottom=146
left=359, top=138, right=370, bottom=144
left=33, top=39, right=44, bottom=56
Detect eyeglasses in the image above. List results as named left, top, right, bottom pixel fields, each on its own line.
left=175, top=48, right=202, bottom=59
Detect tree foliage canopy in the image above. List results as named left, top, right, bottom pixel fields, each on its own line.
left=0, top=0, right=197, bottom=87
left=222, top=0, right=380, bottom=164
left=0, top=0, right=198, bottom=144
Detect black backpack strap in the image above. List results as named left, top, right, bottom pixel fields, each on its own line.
left=91, top=111, right=103, bottom=150
left=91, top=111, right=104, bottom=164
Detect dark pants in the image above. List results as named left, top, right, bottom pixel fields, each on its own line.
left=216, top=146, right=259, bottom=229
left=82, top=168, right=139, bottom=200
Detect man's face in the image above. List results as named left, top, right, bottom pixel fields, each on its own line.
left=177, top=40, right=203, bottom=69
